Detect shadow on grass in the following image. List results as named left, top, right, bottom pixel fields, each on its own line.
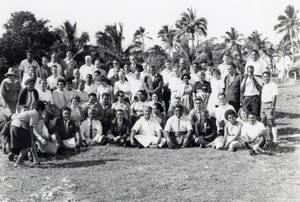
left=277, top=111, right=300, bottom=119
left=39, top=158, right=118, bottom=169
left=278, top=127, right=300, bottom=137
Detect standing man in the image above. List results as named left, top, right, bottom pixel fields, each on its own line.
left=245, top=50, right=268, bottom=77
left=36, top=56, right=52, bottom=79
left=145, top=65, right=164, bottom=100
left=19, top=49, right=40, bottom=85
left=218, top=54, right=231, bottom=80
left=129, top=55, right=143, bottom=73
left=241, top=65, right=262, bottom=118
left=261, top=71, right=278, bottom=145
left=79, top=55, right=97, bottom=80
left=224, top=62, right=243, bottom=112
left=62, top=50, right=79, bottom=77
left=48, top=53, right=64, bottom=77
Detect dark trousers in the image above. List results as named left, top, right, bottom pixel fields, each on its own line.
left=162, top=86, right=171, bottom=112
left=242, top=95, right=260, bottom=119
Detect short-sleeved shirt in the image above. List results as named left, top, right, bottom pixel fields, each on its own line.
left=192, top=80, right=212, bottom=94
left=11, top=109, right=40, bottom=129
left=132, top=117, right=162, bottom=136
left=242, top=76, right=262, bottom=96
left=80, top=119, right=103, bottom=139
left=19, top=59, right=40, bottom=76
left=164, top=115, right=193, bottom=133
left=245, top=59, right=268, bottom=76
left=241, top=121, right=265, bottom=139
left=261, top=81, right=278, bottom=103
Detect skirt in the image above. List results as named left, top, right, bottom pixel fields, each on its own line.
left=10, top=125, right=32, bottom=150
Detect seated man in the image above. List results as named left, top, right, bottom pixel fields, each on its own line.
left=240, top=112, right=269, bottom=155
left=130, top=106, right=165, bottom=148
left=164, top=105, right=193, bottom=149
left=80, top=108, right=105, bottom=146
left=53, top=107, right=80, bottom=152
left=107, top=109, right=131, bottom=146
left=82, top=92, right=103, bottom=120
left=188, top=98, right=204, bottom=124
left=99, top=93, right=114, bottom=135
left=215, top=92, right=235, bottom=135
left=194, top=110, right=217, bottom=148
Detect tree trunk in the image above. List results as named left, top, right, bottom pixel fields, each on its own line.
left=290, top=32, right=295, bottom=63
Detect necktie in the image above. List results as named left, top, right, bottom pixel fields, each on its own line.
left=89, top=121, right=93, bottom=139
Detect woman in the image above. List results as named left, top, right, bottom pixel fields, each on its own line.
left=221, top=109, right=243, bottom=151
left=0, top=68, right=21, bottom=113
left=10, top=100, right=46, bottom=167
left=152, top=102, right=166, bottom=128
left=207, top=68, right=224, bottom=117
left=177, top=73, right=193, bottom=111
left=146, top=92, right=165, bottom=111
left=237, top=108, right=249, bottom=125
left=37, top=79, right=53, bottom=105
left=112, top=90, right=131, bottom=121
left=131, top=90, right=147, bottom=124
left=69, top=95, right=84, bottom=127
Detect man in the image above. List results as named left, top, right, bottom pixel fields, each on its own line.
left=240, top=113, right=268, bottom=155
left=161, top=59, right=173, bottom=112
left=194, top=110, right=217, bottom=147
left=114, top=71, right=131, bottom=101
left=61, top=50, right=79, bottom=77
left=245, top=50, right=268, bottom=77
left=168, top=68, right=183, bottom=105
left=81, top=92, right=103, bottom=120
left=17, top=78, right=39, bottom=110
left=95, top=59, right=107, bottom=77
left=19, top=49, right=40, bottom=85
left=107, top=109, right=131, bottom=146
left=164, top=105, right=193, bottom=149
left=241, top=65, right=262, bottom=118
left=188, top=98, right=204, bottom=124
left=223, top=62, right=243, bottom=112
left=123, top=63, right=134, bottom=82
left=99, top=93, right=114, bottom=135
left=129, top=55, right=143, bottom=73
left=72, top=69, right=83, bottom=90
left=215, top=93, right=235, bottom=135
left=79, top=55, right=97, bottom=80
left=36, top=56, right=52, bottom=79
left=107, top=60, right=121, bottom=79
left=190, top=62, right=200, bottom=85
left=53, top=107, right=80, bottom=151
left=109, top=66, right=120, bottom=87
left=48, top=53, right=64, bottom=77
left=46, top=65, right=63, bottom=91
left=129, top=69, right=145, bottom=100
left=218, top=54, right=231, bottom=80
left=192, top=71, right=211, bottom=109
left=80, top=108, right=104, bottom=146
left=167, top=97, right=189, bottom=118
left=52, top=79, right=68, bottom=115
left=261, top=71, right=278, bottom=145
left=144, top=65, right=164, bottom=99
left=84, top=74, right=98, bottom=94
left=64, top=77, right=76, bottom=104
left=130, top=106, right=165, bottom=148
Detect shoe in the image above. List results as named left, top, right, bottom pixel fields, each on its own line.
left=249, top=149, right=257, bottom=156
left=8, top=153, right=14, bottom=161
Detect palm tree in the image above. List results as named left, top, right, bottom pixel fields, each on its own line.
left=158, top=25, right=179, bottom=57
left=222, top=27, right=244, bottom=61
left=274, top=5, right=300, bottom=62
left=175, top=7, right=207, bottom=52
left=133, top=26, right=153, bottom=52
left=61, top=20, right=77, bottom=52
left=76, top=32, right=90, bottom=50
left=247, top=30, right=270, bottom=57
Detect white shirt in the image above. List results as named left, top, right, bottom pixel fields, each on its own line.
left=0, top=107, right=11, bottom=122
left=47, top=75, right=63, bottom=90
left=19, top=59, right=40, bottom=79
left=132, top=117, right=162, bottom=136
left=80, top=64, right=97, bottom=80
left=84, top=83, right=98, bottom=94
left=161, top=69, right=172, bottom=84
left=164, top=115, right=193, bottom=132
left=243, top=76, right=262, bottom=96
left=218, top=63, right=230, bottom=80
left=245, top=59, right=268, bottom=76
left=37, top=89, right=53, bottom=104
left=114, top=80, right=131, bottom=96
left=80, top=119, right=103, bottom=140
left=129, top=78, right=144, bottom=99
left=168, top=76, right=183, bottom=93
left=261, top=81, right=278, bottom=103
left=125, top=72, right=135, bottom=83
left=48, top=62, right=63, bottom=76
left=241, top=121, right=266, bottom=139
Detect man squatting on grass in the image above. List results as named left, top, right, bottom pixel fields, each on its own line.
left=0, top=48, right=279, bottom=167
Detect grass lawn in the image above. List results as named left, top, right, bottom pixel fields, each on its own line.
left=1, top=85, right=300, bottom=202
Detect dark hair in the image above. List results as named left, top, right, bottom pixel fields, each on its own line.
left=228, top=62, right=237, bottom=69
left=247, top=65, right=254, bottom=70
left=262, top=71, right=271, bottom=77
left=57, top=78, right=66, bottom=85
left=116, top=109, right=124, bottom=114
left=251, top=49, right=259, bottom=55
left=116, top=90, right=125, bottom=97
left=194, top=98, right=203, bottom=103
left=181, top=73, right=191, bottom=80
left=39, top=78, right=47, bottom=84
left=25, top=78, right=36, bottom=85
left=174, top=104, right=183, bottom=110
left=211, top=68, right=221, bottom=76
left=71, top=95, right=81, bottom=103
left=94, top=70, right=101, bottom=75
left=153, top=102, right=164, bottom=113
left=225, top=109, right=236, bottom=121
left=217, top=92, right=226, bottom=98
left=101, top=92, right=109, bottom=98
left=61, top=106, right=71, bottom=113
left=88, top=92, right=97, bottom=98
left=248, top=112, right=258, bottom=117
left=86, top=74, right=93, bottom=78
left=34, top=100, right=46, bottom=111
left=26, top=49, right=33, bottom=54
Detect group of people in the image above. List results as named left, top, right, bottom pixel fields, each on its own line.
left=0, top=48, right=278, bottom=167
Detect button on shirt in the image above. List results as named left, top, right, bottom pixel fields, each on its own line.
left=164, top=115, right=193, bottom=133
left=261, top=82, right=278, bottom=103
left=132, top=117, right=162, bottom=136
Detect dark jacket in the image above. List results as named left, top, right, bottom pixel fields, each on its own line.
left=107, top=118, right=131, bottom=137
left=53, top=117, right=78, bottom=141
left=195, top=118, right=217, bottom=142
left=224, top=73, right=243, bottom=111
left=17, top=87, right=39, bottom=106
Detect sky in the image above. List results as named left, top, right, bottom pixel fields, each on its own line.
left=0, top=0, right=299, bottom=48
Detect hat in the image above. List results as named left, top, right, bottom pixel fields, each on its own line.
left=5, top=68, right=17, bottom=77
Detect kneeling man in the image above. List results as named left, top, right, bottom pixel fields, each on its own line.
left=164, top=105, right=193, bottom=149
left=130, top=106, right=166, bottom=148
